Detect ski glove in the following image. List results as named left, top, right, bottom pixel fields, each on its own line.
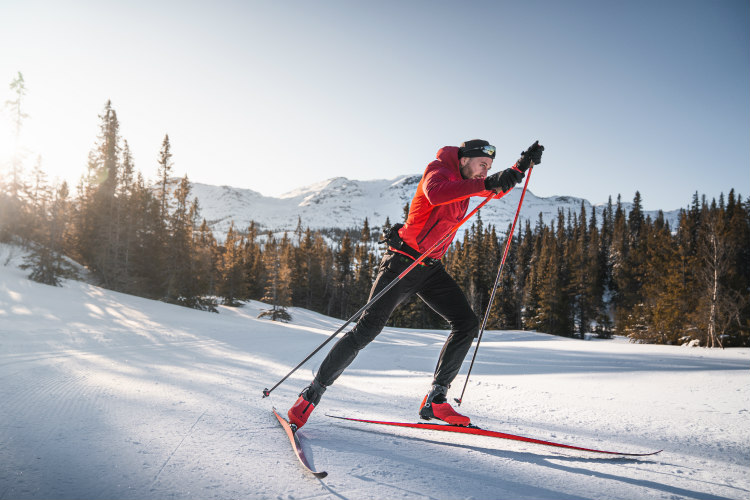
left=485, top=168, right=524, bottom=193
left=516, top=140, right=545, bottom=172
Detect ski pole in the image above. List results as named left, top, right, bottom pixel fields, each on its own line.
left=455, top=167, right=533, bottom=406
left=262, top=192, right=498, bottom=398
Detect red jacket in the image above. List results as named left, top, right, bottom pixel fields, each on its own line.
left=398, top=146, right=517, bottom=259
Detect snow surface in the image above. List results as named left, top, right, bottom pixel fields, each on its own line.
left=1, top=243, right=748, bottom=500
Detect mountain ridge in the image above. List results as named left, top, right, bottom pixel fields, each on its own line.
left=186, top=175, right=681, bottom=241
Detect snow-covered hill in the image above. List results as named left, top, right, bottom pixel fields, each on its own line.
left=1, top=242, right=747, bottom=499
left=188, top=176, right=682, bottom=240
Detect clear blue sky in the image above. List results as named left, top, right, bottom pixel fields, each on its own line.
left=1, top=0, right=748, bottom=210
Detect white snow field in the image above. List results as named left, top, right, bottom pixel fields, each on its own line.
left=1, top=243, right=748, bottom=500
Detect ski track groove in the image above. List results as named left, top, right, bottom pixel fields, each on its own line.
left=150, top=409, right=208, bottom=488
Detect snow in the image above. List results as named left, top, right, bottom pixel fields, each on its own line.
left=1, top=243, right=748, bottom=500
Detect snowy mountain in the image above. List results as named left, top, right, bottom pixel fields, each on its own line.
left=189, top=175, right=682, bottom=241
left=1, top=242, right=748, bottom=499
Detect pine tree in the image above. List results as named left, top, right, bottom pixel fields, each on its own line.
left=722, top=191, right=750, bottom=346
left=330, top=233, right=354, bottom=318
left=487, top=224, right=516, bottom=329
left=620, top=192, right=649, bottom=340
left=217, top=222, right=245, bottom=306
left=192, top=217, right=218, bottom=311
left=402, top=202, right=410, bottom=222
left=528, top=212, right=573, bottom=336
left=288, top=218, right=306, bottom=306
left=243, top=222, right=266, bottom=301
left=529, top=225, right=559, bottom=332
left=691, top=203, right=738, bottom=347
left=353, top=218, right=375, bottom=309
left=464, top=213, right=485, bottom=316
left=513, top=220, right=534, bottom=330
left=1, top=72, right=29, bottom=241
left=635, top=212, right=685, bottom=343
left=522, top=214, right=546, bottom=329
left=312, top=230, right=333, bottom=313
left=116, top=141, right=137, bottom=284
left=72, top=101, right=125, bottom=288
left=674, top=194, right=702, bottom=335
left=294, top=227, right=315, bottom=309
left=610, top=194, right=633, bottom=334
left=259, top=231, right=293, bottom=321
left=22, top=172, right=73, bottom=285
left=128, top=173, right=163, bottom=295
left=156, top=135, right=173, bottom=224
left=164, top=175, right=198, bottom=306
left=588, top=207, right=609, bottom=336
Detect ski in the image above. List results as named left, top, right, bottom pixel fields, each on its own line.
left=272, top=408, right=328, bottom=478
left=327, top=414, right=662, bottom=457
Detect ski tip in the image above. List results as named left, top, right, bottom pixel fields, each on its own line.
left=609, top=448, right=663, bottom=457
left=272, top=407, right=286, bottom=422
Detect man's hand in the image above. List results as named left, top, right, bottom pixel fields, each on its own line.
left=484, top=168, right=524, bottom=193
left=516, top=140, right=545, bottom=172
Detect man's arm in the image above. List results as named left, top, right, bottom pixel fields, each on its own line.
left=422, top=166, right=494, bottom=206
left=484, top=141, right=544, bottom=194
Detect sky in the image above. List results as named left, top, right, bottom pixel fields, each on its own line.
left=0, top=0, right=748, bottom=211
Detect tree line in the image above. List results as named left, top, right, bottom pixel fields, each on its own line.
left=2, top=93, right=748, bottom=346
left=442, top=191, right=749, bottom=347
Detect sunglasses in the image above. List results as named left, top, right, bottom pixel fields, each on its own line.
left=461, top=144, right=496, bottom=159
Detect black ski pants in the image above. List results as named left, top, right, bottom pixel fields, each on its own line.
left=315, top=251, right=479, bottom=389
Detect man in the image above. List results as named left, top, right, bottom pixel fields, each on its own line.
left=288, top=139, right=544, bottom=428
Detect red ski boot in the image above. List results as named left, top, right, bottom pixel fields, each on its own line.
left=419, top=384, right=470, bottom=426
left=287, top=378, right=326, bottom=429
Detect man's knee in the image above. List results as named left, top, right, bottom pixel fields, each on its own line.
left=344, top=316, right=386, bottom=351
left=452, top=313, right=479, bottom=338
left=339, top=330, right=369, bottom=353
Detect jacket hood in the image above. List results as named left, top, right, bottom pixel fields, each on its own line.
left=434, top=146, right=461, bottom=174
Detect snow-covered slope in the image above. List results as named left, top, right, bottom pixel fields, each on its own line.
left=189, top=176, right=682, bottom=240
left=1, top=243, right=747, bottom=500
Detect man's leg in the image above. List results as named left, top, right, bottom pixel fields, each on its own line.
left=289, top=253, right=425, bottom=428
left=418, top=265, right=479, bottom=388
left=316, top=253, right=422, bottom=386
left=415, top=264, right=478, bottom=425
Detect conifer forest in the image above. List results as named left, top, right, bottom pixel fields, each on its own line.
left=2, top=96, right=749, bottom=347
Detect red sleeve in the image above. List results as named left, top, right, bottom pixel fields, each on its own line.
left=422, top=163, right=493, bottom=206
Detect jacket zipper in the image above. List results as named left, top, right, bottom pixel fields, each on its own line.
left=417, top=218, right=441, bottom=246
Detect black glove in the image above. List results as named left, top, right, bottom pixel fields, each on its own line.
left=516, top=140, right=545, bottom=172
left=485, top=168, right=524, bottom=192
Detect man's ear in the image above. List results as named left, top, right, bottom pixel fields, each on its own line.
left=458, top=157, right=470, bottom=179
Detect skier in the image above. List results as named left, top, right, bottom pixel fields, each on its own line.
left=288, top=139, right=544, bottom=428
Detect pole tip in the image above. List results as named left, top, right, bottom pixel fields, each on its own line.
left=453, top=398, right=462, bottom=406
left=262, top=388, right=271, bottom=398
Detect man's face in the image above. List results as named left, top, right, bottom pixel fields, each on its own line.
left=459, top=156, right=493, bottom=180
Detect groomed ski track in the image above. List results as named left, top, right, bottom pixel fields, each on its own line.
left=1, top=243, right=748, bottom=499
